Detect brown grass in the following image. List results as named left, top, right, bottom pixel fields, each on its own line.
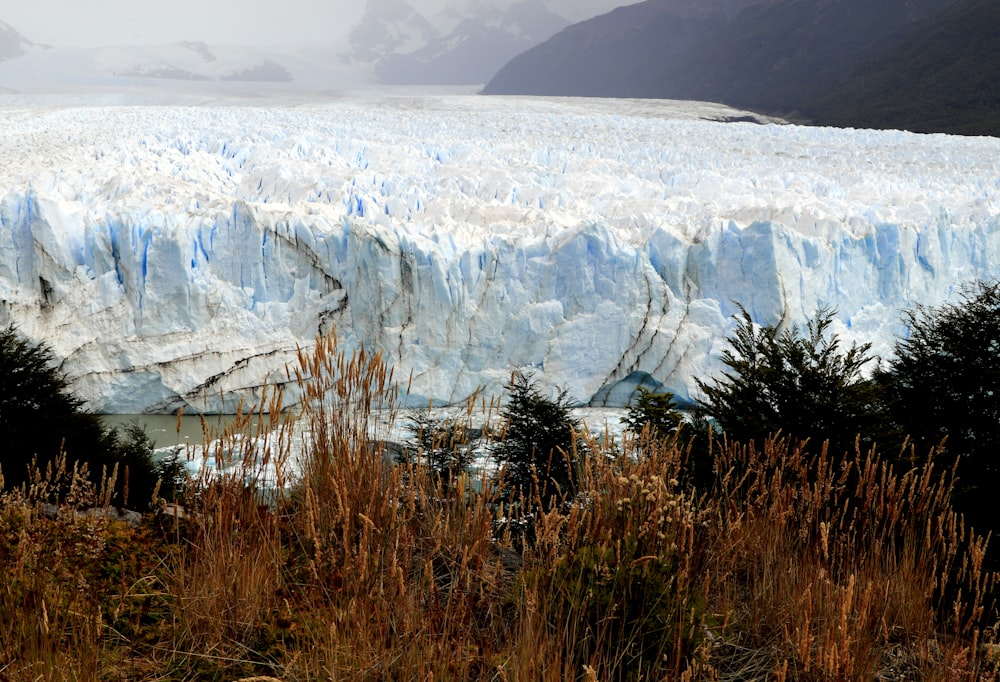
left=0, top=333, right=996, bottom=680
left=702, top=435, right=995, bottom=680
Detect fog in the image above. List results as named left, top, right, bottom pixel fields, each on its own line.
left=5, top=0, right=625, bottom=48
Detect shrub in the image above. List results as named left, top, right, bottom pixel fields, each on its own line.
left=621, top=386, right=682, bottom=439
left=492, top=370, right=584, bottom=512
left=696, top=306, right=883, bottom=456
left=0, top=326, right=165, bottom=509
left=109, top=420, right=187, bottom=508
left=701, top=435, right=995, bottom=679
left=0, top=333, right=995, bottom=679
left=877, top=280, right=1000, bottom=538
left=621, top=387, right=718, bottom=492
left=538, top=537, right=704, bottom=677
left=0, top=326, right=108, bottom=484
left=398, top=408, right=479, bottom=492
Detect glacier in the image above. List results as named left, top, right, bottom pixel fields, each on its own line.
left=0, top=94, right=998, bottom=413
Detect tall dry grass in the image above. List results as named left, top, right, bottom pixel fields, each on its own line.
left=165, top=389, right=296, bottom=676
left=701, top=435, right=995, bottom=680
left=0, top=456, right=150, bottom=681
left=0, top=333, right=996, bottom=680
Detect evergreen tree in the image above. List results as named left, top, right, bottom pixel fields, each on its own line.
left=877, top=281, right=1000, bottom=534
left=398, top=409, right=477, bottom=492
left=493, top=370, right=584, bottom=511
left=0, top=326, right=171, bottom=509
left=621, top=386, right=682, bottom=439
left=697, top=306, right=882, bottom=456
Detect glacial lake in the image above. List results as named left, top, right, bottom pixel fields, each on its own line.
left=99, top=414, right=253, bottom=450
left=99, top=408, right=632, bottom=452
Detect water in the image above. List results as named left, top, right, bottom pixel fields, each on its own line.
left=99, top=414, right=252, bottom=450
left=98, top=407, right=631, bottom=481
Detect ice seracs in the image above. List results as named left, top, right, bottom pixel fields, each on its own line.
left=0, top=94, right=998, bottom=413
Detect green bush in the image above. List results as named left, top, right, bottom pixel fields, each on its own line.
left=877, top=280, right=1000, bottom=538
left=397, top=408, right=478, bottom=491
left=108, top=420, right=187, bottom=508
left=696, top=306, right=883, bottom=456
left=0, top=326, right=169, bottom=510
left=621, top=386, right=682, bottom=439
left=493, top=370, right=584, bottom=512
left=536, top=534, right=705, bottom=679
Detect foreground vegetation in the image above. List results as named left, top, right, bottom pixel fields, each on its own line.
left=1, top=332, right=997, bottom=680
left=0, top=325, right=185, bottom=511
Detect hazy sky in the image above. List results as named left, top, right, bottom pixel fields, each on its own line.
left=4, top=0, right=624, bottom=48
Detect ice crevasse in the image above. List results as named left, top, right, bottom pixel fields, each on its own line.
left=0, top=96, right=998, bottom=413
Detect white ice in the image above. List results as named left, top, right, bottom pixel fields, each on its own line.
left=0, top=93, right=997, bottom=413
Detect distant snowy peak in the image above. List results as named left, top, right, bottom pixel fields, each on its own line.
left=220, top=60, right=292, bottom=83
left=429, top=4, right=473, bottom=35
left=348, top=0, right=440, bottom=62
left=0, top=41, right=369, bottom=94
left=178, top=41, right=216, bottom=63
left=358, top=0, right=570, bottom=85
left=498, top=0, right=571, bottom=42
left=423, top=0, right=567, bottom=40
left=0, top=21, right=44, bottom=62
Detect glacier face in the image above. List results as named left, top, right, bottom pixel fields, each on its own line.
left=0, top=95, right=998, bottom=413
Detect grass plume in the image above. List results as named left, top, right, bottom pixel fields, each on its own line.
left=0, top=334, right=996, bottom=680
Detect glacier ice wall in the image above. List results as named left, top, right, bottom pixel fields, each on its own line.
left=0, top=96, right=998, bottom=413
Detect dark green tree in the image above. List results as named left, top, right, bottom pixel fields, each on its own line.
left=696, top=306, right=883, bottom=456
left=398, top=409, right=477, bottom=492
left=621, top=386, right=719, bottom=492
left=493, top=370, right=584, bottom=511
left=876, top=281, right=1000, bottom=535
left=621, top=386, right=682, bottom=439
left=108, top=420, right=187, bottom=507
left=0, top=326, right=171, bottom=510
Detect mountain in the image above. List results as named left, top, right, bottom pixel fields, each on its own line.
left=483, top=0, right=756, bottom=97
left=657, top=0, right=959, bottom=111
left=348, top=0, right=570, bottom=85
left=484, top=0, right=989, bottom=135
left=376, top=0, right=569, bottom=85
left=0, top=41, right=364, bottom=93
left=348, top=0, right=440, bottom=62
left=1, top=96, right=998, bottom=413
left=0, top=21, right=42, bottom=62
left=86, top=43, right=295, bottom=83
left=800, top=0, right=1000, bottom=136
left=220, top=60, right=292, bottom=83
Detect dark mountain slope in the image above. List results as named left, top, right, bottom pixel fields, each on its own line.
left=481, top=0, right=756, bottom=97
left=484, top=0, right=973, bottom=133
left=661, top=0, right=957, bottom=111
left=801, top=0, right=1000, bottom=136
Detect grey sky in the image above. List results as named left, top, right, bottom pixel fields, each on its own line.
left=4, top=0, right=625, bottom=48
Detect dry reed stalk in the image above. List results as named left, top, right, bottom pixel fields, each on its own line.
left=167, top=383, right=296, bottom=673
left=278, top=333, right=516, bottom=679
left=3, top=332, right=997, bottom=680
left=0, top=453, right=119, bottom=681
left=500, top=429, right=710, bottom=680
left=703, top=435, right=997, bottom=680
